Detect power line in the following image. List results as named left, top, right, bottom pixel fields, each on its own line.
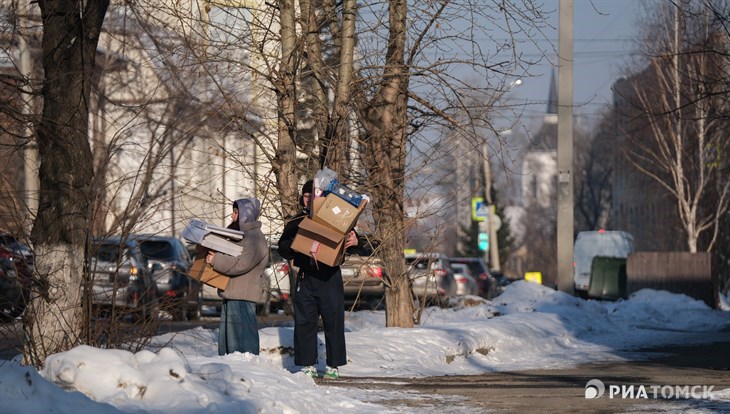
left=481, top=38, right=636, bottom=43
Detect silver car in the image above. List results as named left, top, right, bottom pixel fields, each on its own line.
left=406, top=252, right=456, bottom=306
left=88, top=236, right=159, bottom=321
left=450, top=262, right=480, bottom=296
left=341, top=254, right=386, bottom=310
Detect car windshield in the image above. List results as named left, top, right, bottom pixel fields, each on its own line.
left=452, top=259, right=484, bottom=276
left=139, top=240, right=175, bottom=260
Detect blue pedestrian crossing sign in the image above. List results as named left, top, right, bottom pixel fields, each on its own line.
left=471, top=197, right=489, bottom=222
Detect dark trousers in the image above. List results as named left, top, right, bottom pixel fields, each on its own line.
left=293, top=270, right=346, bottom=367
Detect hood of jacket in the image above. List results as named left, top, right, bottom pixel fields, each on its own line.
left=233, top=197, right=261, bottom=228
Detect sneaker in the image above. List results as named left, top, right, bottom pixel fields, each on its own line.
left=301, top=365, right=318, bottom=379
left=323, top=366, right=339, bottom=380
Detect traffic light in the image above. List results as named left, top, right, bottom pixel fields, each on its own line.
left=478, top=232, right=489, bottom=251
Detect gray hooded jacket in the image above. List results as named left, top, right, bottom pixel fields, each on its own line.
left=210, top=198, right=269, bottom=303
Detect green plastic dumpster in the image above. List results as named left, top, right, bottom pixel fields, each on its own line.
left=588, top=256, right=627, bottom=300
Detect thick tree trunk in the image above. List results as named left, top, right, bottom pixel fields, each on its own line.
left=23, top=0, right=109, bottom=367
left=360, top=0, right=413, bottom=328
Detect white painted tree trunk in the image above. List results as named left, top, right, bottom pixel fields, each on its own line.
left=23, top=244, right=85, bottom=366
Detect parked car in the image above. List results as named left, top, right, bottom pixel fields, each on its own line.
left=406, top=252, right=456, bottom=306
left=450, top=262, right=480, bottom=297
left=0, top=231, right=34, bottom=269
left=200, top=246, right=275, bottom=316
left=341, top=253, right=386, bottom=310
left=0, top=245, right=32, bottom=320
left=450, top=257, right=497, bottom=299
left=131, top=234, right=201, bottom=321
left=88, top=236, right=159, bottom=321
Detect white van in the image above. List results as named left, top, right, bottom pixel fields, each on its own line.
left=573, top=230, right=635, bottom=296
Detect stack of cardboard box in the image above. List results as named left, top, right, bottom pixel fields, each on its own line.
left=181, top=219, right=239, bottom=290
left=291, top=179, right=368, bottom=266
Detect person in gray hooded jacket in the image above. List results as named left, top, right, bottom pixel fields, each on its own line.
left=205, top=197, right=268, bottom=355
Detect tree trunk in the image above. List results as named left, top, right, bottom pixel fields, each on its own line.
left=299, top=0, right=330, bottom=172
left=274, top=0, right=300, bottom=218
left=359, top=0, right=413, bottom=328
left=24, top=0, right=109, bottom=367
left=324, top=0, right=356, bottom=176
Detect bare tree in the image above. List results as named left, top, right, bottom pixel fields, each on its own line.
left=349, top=0, right=549, bottom=326
left=154, top=1, right=549, bottom=330
left=2, top=0, right=257, bottom=363
left=19, top=0, right=110, bottom=366
left=0, top=0, right=552, bottom=353
left=574, top=109, right=614, bottom=232
left=621, top=1, right=729, bottom=253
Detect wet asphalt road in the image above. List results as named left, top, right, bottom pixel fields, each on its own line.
left=320, top=340, right=730, bottom=413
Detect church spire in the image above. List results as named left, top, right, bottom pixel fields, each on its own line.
left=545, top=66, right=558, bottom=124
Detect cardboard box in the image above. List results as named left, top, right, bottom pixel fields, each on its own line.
left=312, top=193, right=367, bottom=234
left=291, top=217, right=347, bottom=267
left=188, top=258, right=230, bottom=290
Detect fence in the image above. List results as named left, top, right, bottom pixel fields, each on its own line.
left=626, top=252, right=718, bottom=308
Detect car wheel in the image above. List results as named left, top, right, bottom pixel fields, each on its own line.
left=146, top=296, right=160, bottom=322
left=172, top=298, right=188, bottom=321
left=135, top=291, right=159, bottom=323
left=186, top=288, right=202, bottom=321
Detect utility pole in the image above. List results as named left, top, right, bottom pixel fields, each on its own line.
left=556, top=0, right=574, bottom=293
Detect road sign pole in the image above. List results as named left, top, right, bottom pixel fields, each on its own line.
left=488, top=205, right=501, bottom=271
left=481, top=141, right=501, bottom=271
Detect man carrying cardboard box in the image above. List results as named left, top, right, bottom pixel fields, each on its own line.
left=277, top=179, right=368, bottom=380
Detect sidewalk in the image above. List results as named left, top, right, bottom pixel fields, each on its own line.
left=324, top=341, right=730, bottom=413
